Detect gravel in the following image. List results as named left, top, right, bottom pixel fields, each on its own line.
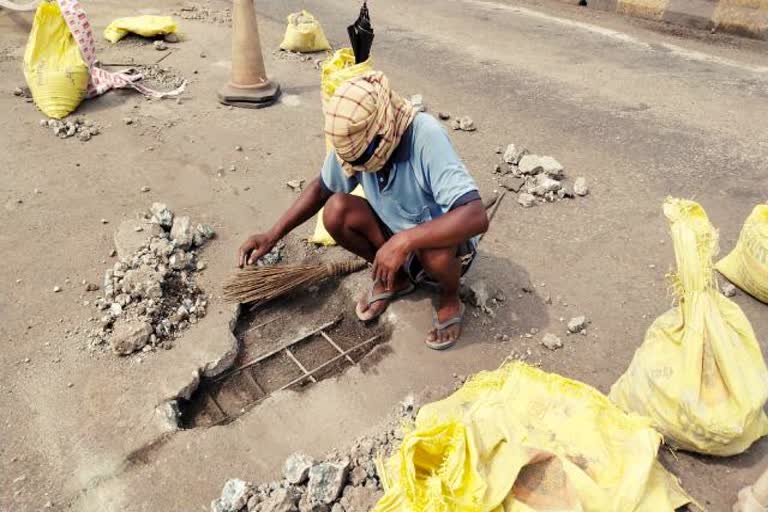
left=40, top=117, right=101, bottom=142
left=87, top=205, right=215, bottom=354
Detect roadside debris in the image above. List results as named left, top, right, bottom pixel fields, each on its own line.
left=541, top=333, right=563, bottom=350
left=134, top=64, right=186, bottom=90
left=567, top=315, right=589, bottom=334
left=39, top=117, right=101, bottom=142
left=451, top=116, right=476, bottom=132
left=153, top=40, right=168, bottom=51
left=286, top=179, right=305, bottom=192
left=437, top=111, right=450, bottom=120
left=211, top=401, right=416, bottom=512
left=87, top=204, right=215, bottom=354
left=574, top=176, right=589, bottom=196
left=493, top=144, right=589, bottom=207
left=175, top=4, right=232, bottom=25
left=721, top=281, right=738, bottom=298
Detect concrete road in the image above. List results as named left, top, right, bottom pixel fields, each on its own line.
left=1, top=0, right=767, bottom=510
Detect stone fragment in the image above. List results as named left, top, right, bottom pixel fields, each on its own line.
left=171, top=215, right=194, bottom=249
left=348, top=466, right=367, bottom=487
left=140, top=186, right=151, bottom=193
left=164, top=33, right=180, bottom=43
left=283, top=453, right=314, bottom=485
left=530, top=175, right=562, bottom=196
left=517, top=192, right=536, bottom=208
left=170, top=250, right=194, bottom=270
left=194, top=223, right=216, bottom=247
left=574, top=177, right=589, bottom=196
left=123, top=117, right=134, bottom=125
left=503, top=144, right=528, bottom=165
left=458, top=116, right=475, bottom=131
left=437, top=112, right=450, bottom=120
left=286, top=179, right=305, bottom=192
left=153, top=40, right=168, bottom=51
left=211, top=479, right=252, bottom=512
left=111, top=321, right=153, bottom=355
left=339, top=485, right=382, bottom=512
left=541, top=333, right=563, bottom=350
left=53, top=286, right=62, bottom=293
left=567, top=316, right=588, bottom=334
left=258, top=487, right=300, bottom=512
left=722, top=281, right=738, bottom=297
left=150, top=202, right=174, bottom=229
left=539, top=156, right=564, bottom=178
left=558, top=183, right=574, bottom=199
left=306, top=461, right=350, bottom=506
left=518, top=155, right=543, bottom=175
left=501, top=175, right=525, bottom=193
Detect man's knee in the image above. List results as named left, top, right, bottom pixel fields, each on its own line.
left=418, top=247, right=457, bottom=272
left=323, top=193, right=355, bottom=235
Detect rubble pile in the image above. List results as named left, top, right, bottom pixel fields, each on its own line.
left=134, top=64, right=187, bottom=90
left=39, top=117, right=101, bottom=142
left=211, top=400, right=418, bottom=512
left=176, top=4, right=232, bottom=25
left=88, top=203, right=215, bottom=355
left=493, top=144, right=589, bottom=207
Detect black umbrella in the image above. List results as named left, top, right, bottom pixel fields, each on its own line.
left=347, top=2, right=374, bottom=64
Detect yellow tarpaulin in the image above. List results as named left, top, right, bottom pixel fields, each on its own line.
left=374, top=362, right=695, bottom=512
left=23, top=2, right=89, bottom=119
left=611, top=198, right=768, bottom=456
left=717, top=204, right=768, bottom=304
left=104, top=15, right=177, bottom=44
left=311, top=48, right=373, bottom=246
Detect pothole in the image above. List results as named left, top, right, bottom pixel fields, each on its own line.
left=178, top=279, right=390, bottom=429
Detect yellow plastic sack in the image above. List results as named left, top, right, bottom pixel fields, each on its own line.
left=23, top=1, right=89, bottom=119
left=279, top=10, right=330, bottom=53
left=610, top=198, right=768, bottom=456
left=103, top=15, right=178, bottom=44
left=374, top=362, right=695, bottom=512
left=310, top=48, right=374, bottom=246
left=717, top=205, right=768, bottom=303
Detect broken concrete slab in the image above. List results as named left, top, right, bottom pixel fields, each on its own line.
left=114, top=220, right=164, bottom=260
left=518, top=154, right=544, bottom=175
left=539, top=156, right=564, bottom=178
left=171, top=216, right=194, bottom=249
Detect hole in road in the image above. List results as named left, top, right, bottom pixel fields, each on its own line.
left=178, top=279, right=390, bottom=429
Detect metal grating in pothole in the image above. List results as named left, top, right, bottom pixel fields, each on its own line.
left=178, top=282, right=389, bottom=428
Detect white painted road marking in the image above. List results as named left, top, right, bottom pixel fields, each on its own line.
left=461, top=0, right=768, bottom=75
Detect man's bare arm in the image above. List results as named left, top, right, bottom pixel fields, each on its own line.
left=238, top=177, right=331, bottom=267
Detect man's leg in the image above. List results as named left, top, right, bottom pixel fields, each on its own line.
left=417, top=247, right=464, bottom=346
left=323, top=194, right=411, bottom=320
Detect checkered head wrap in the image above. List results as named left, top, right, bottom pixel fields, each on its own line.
left=324, top=72, right=416, bottom=176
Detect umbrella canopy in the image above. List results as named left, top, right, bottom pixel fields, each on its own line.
left=347, top=2, right=374, bottom=64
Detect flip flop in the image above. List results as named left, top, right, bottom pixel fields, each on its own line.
left=425, top=303, right=466, bottom=351
left=355, top=282, right=416, bottom=321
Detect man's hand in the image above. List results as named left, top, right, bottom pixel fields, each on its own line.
left=238, top=233, right=277, bottom=268
left=373, top=233, right=411, bottom=290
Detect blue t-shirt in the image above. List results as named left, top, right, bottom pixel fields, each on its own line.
left=320, top=113, right=480, bottom=235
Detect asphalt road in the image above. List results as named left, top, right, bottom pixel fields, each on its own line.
left=1, top=0, right=767, bottom=510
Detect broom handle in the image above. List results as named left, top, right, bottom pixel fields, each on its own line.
left=326, top=259, right=369, bottom=276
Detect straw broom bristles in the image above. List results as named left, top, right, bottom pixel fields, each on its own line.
left=222, top=259, right=368, bottom=305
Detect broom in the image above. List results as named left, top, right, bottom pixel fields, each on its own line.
left=222, top=259, right=368, bottom=305
left=223, top=191, right=507, bottom=305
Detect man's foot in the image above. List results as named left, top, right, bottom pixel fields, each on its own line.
left=425, top=295, right=465, bottom=350
left=355, top=273, right=415, bottom=321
